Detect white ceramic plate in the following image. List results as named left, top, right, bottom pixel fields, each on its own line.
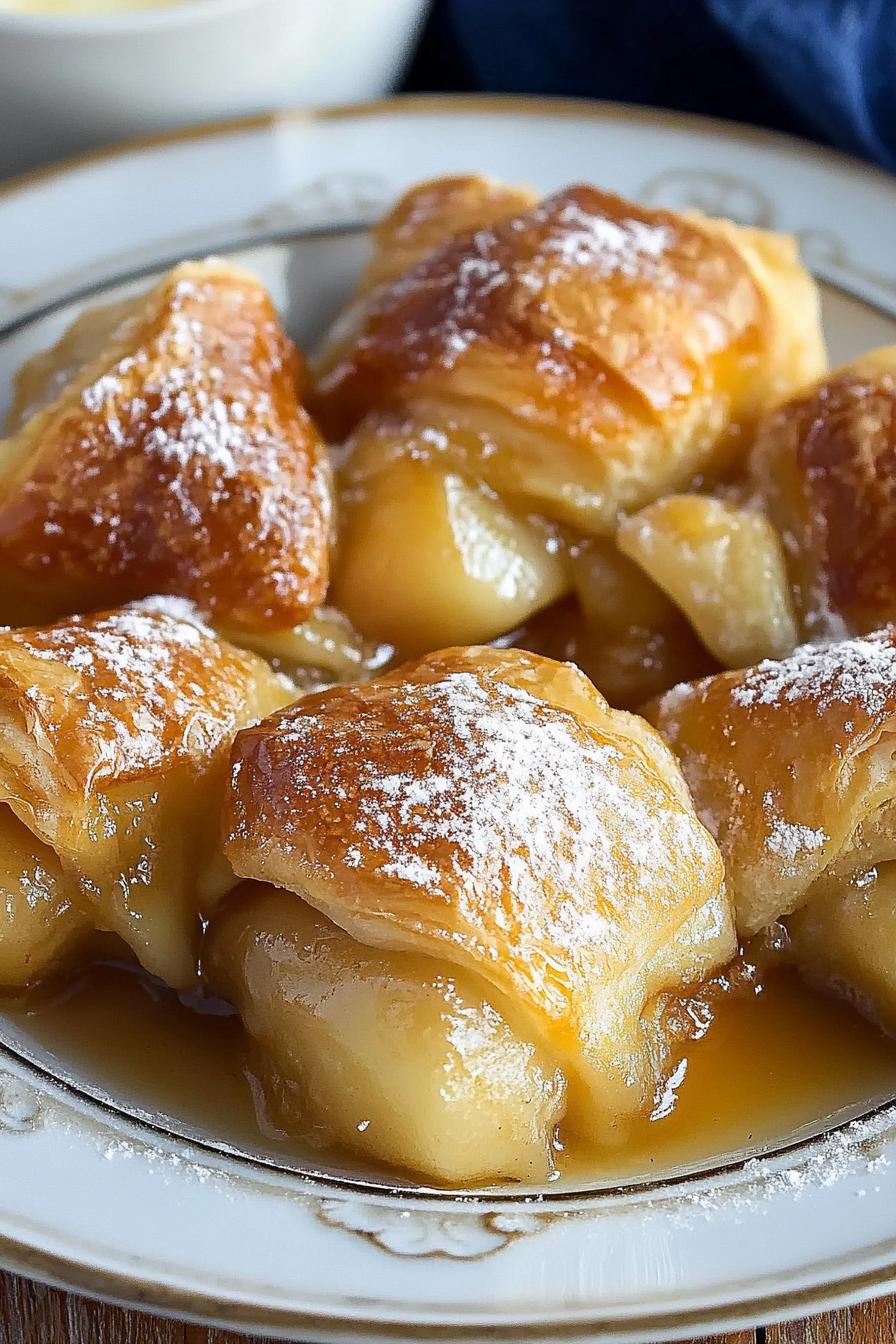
left=2, top=96, right=896, bottom=1342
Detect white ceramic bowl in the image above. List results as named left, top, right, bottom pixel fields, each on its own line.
left=0, top=0, right=429, bottom=177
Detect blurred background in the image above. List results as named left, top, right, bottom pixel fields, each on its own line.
left=404, top=0, right=895, bottom=169
left=0, top=0, right=894, bottom=180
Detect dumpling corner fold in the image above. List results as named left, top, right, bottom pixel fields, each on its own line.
left=223, top=645, right=734, bottom=1143
left=0, top=596, right=291, bottom=991
left=0, top=259, right=331, bottom=633
left=652, top=626, right=896, bottom=938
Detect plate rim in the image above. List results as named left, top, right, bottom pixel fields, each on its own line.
left=2, top=90, right=896, bottom=207
left=2, top=1215, right=896, bottom=1342
left=3, top=92, right=896, bottom=1339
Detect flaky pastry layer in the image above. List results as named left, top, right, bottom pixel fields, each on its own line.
left=225, top=645, right=731, bottom=1138
left=653, top=627, right=896, bottom=937
left=313, top=178, right=825, bottom=534
left=0, top=260, right=331, bottom=632
left=0, top=598, right=290, bottom=988
left=751, top=347, right=896, bottom=639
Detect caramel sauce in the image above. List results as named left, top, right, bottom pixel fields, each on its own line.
left=3, top=956, right=896, bottom=1189
left=569, top=969, right=896, bottom=1184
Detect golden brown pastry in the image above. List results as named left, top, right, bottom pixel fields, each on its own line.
left=360, top=174, right=539, bottom=294
left=313, top=179, right=824, bottom=523
left=0, top=598, right=290, bottom=991
left=750, top=348, right=896, bottom=639
left=652, top=627, right=896, bottom=938
left=223, top=646, right=732, bottom=1154
left=6, top=295, right=141, bottom=434
left=312, top=176, right=823, bottom=657
left=0, top=260, right=331, bottom=634
left=312, top=175, right=539, bottom=430
left=206, top=882, right=567, bottom=1185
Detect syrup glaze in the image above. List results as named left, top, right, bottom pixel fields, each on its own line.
left=3, top=950, right=896, bottom=1188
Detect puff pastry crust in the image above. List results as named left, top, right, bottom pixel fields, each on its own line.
left=0, top=261, right=331, bottom=632
left=751, top=348, right=896, bottom=638
left=0, top=599, right=290, bottom=989
left=652, top=627, right=896, bottom=937
left=358, top=174, right=539, bottom=295
left=313, top=178, right=824, bottom=534
left=224, top=646, right=732, bottom=1140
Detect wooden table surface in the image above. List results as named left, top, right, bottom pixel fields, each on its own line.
left=1, top=1273, right=894, bottom=1344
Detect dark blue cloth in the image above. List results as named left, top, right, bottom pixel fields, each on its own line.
left=404, top=0, right=896, bottom=169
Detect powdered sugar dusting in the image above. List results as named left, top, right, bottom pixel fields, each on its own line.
left=2, top=604, right=255, bottom=786
left=654, top=1102, right=896, bottom=1227
left=766, top=818, right=827, bottom=863
left=284, top=672, right=684, bottom=916
left=540, top=201, right=671, bottom=274
left=239, top=656, right=722, bottom=1032
left=77, top=272, right=282, bottom=504
left=731, top=630, right=896, bottom=714
left=12, top=260, right=330, bottom=626
left=350, top=187, right=677, bottom=376
left=130, top=593, right=213, bottom=633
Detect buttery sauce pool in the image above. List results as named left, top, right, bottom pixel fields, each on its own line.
left=4, top=956, right=896, bottom=1189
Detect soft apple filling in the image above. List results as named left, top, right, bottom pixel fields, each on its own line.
left=206, top=883, right=567, bottom=1186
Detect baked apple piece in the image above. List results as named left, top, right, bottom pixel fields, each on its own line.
left=787, top=863, right=896, bottom=1036
left=219, top=646, right=732, bottom=1179
left=0, top=260, right=331, bottom=639
left=0, top=599, right=290, bottom=990
left=518, top=537, right=719, bottom=710
left=206, top=883, right=566, bottom=1185
left=617, top=494, right=798, bottom=668
left=0, top=805, right=91, bottom=990
left=331, top=416, right=566, bottom=655
left=218, top=606, right=393, bottom=695
left=313, top=175, right=823, bottom=654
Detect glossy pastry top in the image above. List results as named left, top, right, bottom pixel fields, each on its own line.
left=226, top=645, right=728, bottom=1116
left=359, top=174, right=539, bottom=293
left=0, top=597, right=286, bottom=821
left=313, top=182, right=769, bottom=442
left=6, top=296, right=141, bottom=434
left=652, top=626, right=896, bottom=936
left=751, top=348, right=896, bottom=637
left=0, top=597, right=292, bottom=988
left=0, top=260, right=331, bottom=632
left=312, top=180, right=823, bottom=543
